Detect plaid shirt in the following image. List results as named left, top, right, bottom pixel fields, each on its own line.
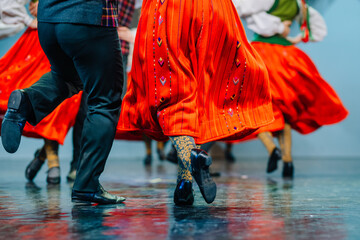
left=101, top=0, right=119, bottom=27
left=101, top=0, right=135, bottom=55
left=118, top=0, right=135, bottom=56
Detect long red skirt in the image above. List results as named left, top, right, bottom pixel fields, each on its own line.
left=117, top=0, right=274, bottom=144
left=251, top=42, right=348, bottom=135
left=0, top=29, right=81, bottom=144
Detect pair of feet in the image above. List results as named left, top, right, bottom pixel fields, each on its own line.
left=267, top=147, right=294, bottom=178
left=25, top=148, right=63, bottom=184
left=174, top=149, right=217, bottom=206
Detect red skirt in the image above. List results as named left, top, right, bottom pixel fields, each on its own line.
left=117, top=0, right=274, bottom=144
left=251, top=42, right=348, bottom=134
left=0, top=29, right=81, bottom=144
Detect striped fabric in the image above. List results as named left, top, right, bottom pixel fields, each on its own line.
left=117, top=0, right=275, bottom=144
left=101, top=0, right=119, bottom=27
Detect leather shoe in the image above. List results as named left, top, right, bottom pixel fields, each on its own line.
left=47, top=167, right=61, bottom=184
left=143, top=154, right=152, bottom=165
left=72, top=185, right=126, bottom=205
left=174, top=180, right=194, bottom=206
left=25, top=149, right=45, bottom=181
left=267, top=147, right=282, bottom=173
left=1, top=90, right=32, bottom=153
left=282, top=162, right=294, bottom=178
left=191, top=149, right=217, bottom=204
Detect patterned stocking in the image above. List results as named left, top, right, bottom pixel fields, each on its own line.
left=169, top=136, right=196, bottom=182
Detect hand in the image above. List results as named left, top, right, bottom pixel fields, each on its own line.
left=28, top=18, right=38, bottom=29
left=117, top=27, right=135, bottom=43
left=280, top=20, right=292, bottom=38
left=286, top=34, right=302, bottom=45
left=29, top=1, right=39, bottom=17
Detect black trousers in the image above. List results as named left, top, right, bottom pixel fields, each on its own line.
left=25, top=23, right=123, bottom=192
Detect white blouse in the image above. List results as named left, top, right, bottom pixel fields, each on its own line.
left=232, top=0, right=327, bottom=42
left=0, top=0, right=33, bottom=39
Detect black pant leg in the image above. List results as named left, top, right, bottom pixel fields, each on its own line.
left=71, top=92, right=88, bottom=171
left=55, top=24, right=123, bottom=192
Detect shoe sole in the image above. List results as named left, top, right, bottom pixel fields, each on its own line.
left=1, top=91, right=25, bottom=153
left=71, top=198, right=126, bottom=205
left=191, top=150, right=217, bottom=204
left=47, top=177, right=61, bottom=185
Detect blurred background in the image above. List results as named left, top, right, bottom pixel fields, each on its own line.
left=0, top=0, right=359, bottom=162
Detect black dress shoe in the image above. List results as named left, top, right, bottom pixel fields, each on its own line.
left=267, top=147, right=282, bottom=173
left=174, top=180, right=194, bottom=206
left=191, top=149, right=217, bottom=204
left=47, top=167, right=61, bottom=184
left=282, top=162, right=294, bottom=178
left=143, top=154, right=152, bottom=165
left=225, top=150, right=236, bottom=162
left=1, top=90, right=32, bottom=153
left=72, top=185, right=126, bottom=205
left=25, top=149, right=45, bottom=181
left=166, top=145, right=178, bottom=164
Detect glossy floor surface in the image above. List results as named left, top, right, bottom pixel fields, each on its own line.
left=0, top=155, right=359, bottom=240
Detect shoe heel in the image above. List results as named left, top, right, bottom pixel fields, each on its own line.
left=196, top=150, right=212, bottom=167
left=7, top=90, right=23, bottom=110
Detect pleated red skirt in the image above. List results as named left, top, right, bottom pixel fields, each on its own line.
left=251, top=42, right=348, bottom=135
left=0, top=29, right=81, bottom=144
left=117, top=0, right=274, bottom=144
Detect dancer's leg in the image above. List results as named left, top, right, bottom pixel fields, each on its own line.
left=170, top=136, right=216, bottom=205
left=25, top=143, right=46, bottom=181
left=69, top=92, right=88, bottom=181
left=156, top=141, right=165, bottom=161
left=143, top=135, right=152, bottom=165
left=63, top=24, right=123, bottom=193
left=278, top=123, right=294, bottom=178
left=44, top=139, right=61, bottom=184
left=278, top=123, right=292, bottom=163
left=258, top=132, right=277, bottom=154
left=169, top=136, right=195, bottom=183
left=258, top=131, right=282, bottom=173
left=44, top=139, right=59, bottom=169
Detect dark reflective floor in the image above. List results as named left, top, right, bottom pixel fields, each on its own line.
left=0, top=156, right=359, bottom=239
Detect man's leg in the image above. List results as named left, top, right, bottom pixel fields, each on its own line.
left=55, top=24, right=123, bottom=194
left=68, top=92, right=88, bottom=182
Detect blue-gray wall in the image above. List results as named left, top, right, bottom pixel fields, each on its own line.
left=0, top=0, right=359, bottom=161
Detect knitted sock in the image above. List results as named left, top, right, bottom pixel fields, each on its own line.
left=169, top=136, right=196, bottom=182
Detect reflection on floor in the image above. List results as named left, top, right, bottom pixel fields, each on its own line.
left=0, top=156, right=359, bottom=239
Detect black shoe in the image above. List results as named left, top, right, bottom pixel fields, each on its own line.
left=174, top=180, right=194, bottom=206
left=144, top=154, right=152, bottom=165
left=166, top=145, right=178, bottom=164
left=191, top=149, right=217, bottom=204
left=1, top=90, right=32, bottom=153
left=25, top=149, right=45, bottom=181
left=267, top=147, right=282, bottom=173
left=157, top=148, right=165, bottom=161
left=225, top=150, right=235, bottom=162
left=282, top=162, right=294, bottom=178
left=47, top=167, right=61, bottom=184
left=67, top=169, right=77, bottom=182
left=72, top=185, right=126, bottom=205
